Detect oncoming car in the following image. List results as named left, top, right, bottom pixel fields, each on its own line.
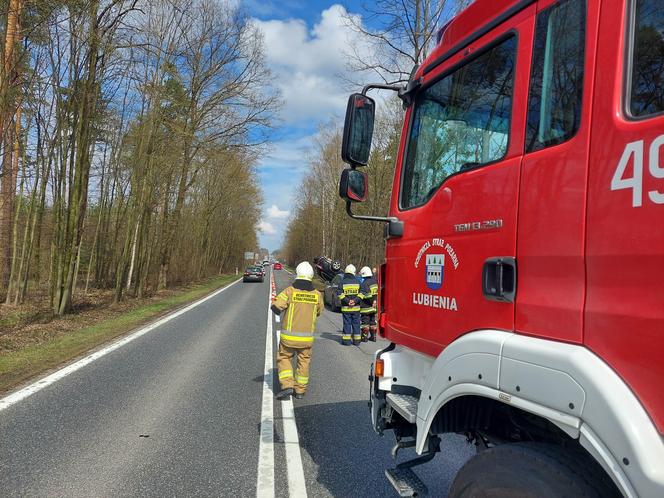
left=243, top=266, right=264, bottom=283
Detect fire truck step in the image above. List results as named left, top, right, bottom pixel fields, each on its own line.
left=386, top=393, right=419, bottom=424
left=385, top=467, right=428, bottom=497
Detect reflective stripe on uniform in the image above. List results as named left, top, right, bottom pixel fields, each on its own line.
left=277, top=292, right=289, bottom=301
left=360, top=307, right=376, bottom=314
left=286, top=303, right=295, bottom=332
left=279, top=369, right=293, bottom=379
left=341, top=334, right=351, bottom=340
left=342, top=306, right=361, bottom=312
left=280, top=333, right=314, bottom=343
left=284, top=330, right=314, bottom=337
left=296, top=376, right=309, bottom=385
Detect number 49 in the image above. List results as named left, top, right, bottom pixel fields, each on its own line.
left=611, top=136, right=664, bottom=207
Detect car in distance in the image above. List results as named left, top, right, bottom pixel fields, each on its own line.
left=323, top=273, right=343, bottom=312
left=243, top=266, right=264, bottom=283
left=273, top=262, right=283, bottom=270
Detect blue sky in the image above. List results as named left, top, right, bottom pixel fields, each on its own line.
left=243, top=1, right=373, bottom=252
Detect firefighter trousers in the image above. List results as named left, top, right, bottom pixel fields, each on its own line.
left=277, top=343, right=312, bottom=394
left=342, top=312, right=361, bottom=343
left=361, top=313, right=378, bottom=341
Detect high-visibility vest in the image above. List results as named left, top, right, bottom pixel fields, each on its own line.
left=272, top=285, right=323, bottom=347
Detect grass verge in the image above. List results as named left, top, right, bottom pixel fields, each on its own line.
left=0, top=274, right=238, bottom=393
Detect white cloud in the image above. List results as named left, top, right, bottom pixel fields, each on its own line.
left=259, top=134, right=313, bottom=171
left=251, top=5, right=376, bottom=251
left=257, top=220, right=277, bottom=235
left=253, top=5, right=370, bottom=124
left=267, top=204, right=289, bottom=218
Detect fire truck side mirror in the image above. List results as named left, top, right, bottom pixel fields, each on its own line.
left=339, top=168, right=368, bottom=203
left=341, top=93, right=375, bottom=166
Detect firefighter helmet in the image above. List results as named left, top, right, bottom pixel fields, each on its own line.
left=296, top=261, right=314, bottom=280
left=360, top=266, right=372, bottom=277
left=344, top=264, right=356, bottom=275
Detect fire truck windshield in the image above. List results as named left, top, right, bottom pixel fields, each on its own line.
left=401, top=35, right=516, bottom=209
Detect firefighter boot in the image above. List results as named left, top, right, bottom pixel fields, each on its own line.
left=276, top=388, right=293, bottom=400
left=369, top=325, right=378, bottom=342
left=361, top=325, right=369, bottom=342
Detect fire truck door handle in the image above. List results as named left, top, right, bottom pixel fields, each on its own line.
left=482, top=257, right=517, bottom=303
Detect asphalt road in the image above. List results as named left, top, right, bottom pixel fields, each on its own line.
left=0, top=268, right=473, bottom=497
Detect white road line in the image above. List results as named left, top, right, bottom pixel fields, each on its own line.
left=281, top=397, right=308, bottom=498
left=0, top=277, right=242, bottom=412
left=274, top=272, right=308, bottom=498
left=256, top=274, right=275, bottom=498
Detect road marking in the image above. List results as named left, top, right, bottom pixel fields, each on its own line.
left=256, top=273, right=275, bottom=498
left=0, top=277, right=242, bottom=412
left=274, top=271, right=308, bottom=497
left=281, top=396, right=308, bottom=498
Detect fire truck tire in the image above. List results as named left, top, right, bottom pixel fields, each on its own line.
left=448, top=442, right=621, bottom=498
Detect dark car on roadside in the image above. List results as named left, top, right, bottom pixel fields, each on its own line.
left=323, top=273, right=343, bottom=312
left=243, top=266, right=264, bottom=283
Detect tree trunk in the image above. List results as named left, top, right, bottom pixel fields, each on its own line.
left=5, top=109, right=23, bottom=303
left=0, top=0, right=22, bottom=292
left=55, top=0, right=101, bottom=315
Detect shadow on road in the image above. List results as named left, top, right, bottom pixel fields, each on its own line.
left=293, top=400, right=473, bottom=497
left=318, top=331, right=343, bottom=343
left=251, top=368, right=281, bottom=397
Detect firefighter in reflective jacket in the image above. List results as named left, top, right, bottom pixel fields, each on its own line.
left=272, top=261, right=323, bottom=400
left=336, top=264, right=362, bottom=345
left=359, top=266, right=378, bottom=342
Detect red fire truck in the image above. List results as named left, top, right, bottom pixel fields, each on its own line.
left=338, top=0, right=664, bottom=496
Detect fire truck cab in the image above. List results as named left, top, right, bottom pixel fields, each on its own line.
left=339, top=0, right=664, bottom=496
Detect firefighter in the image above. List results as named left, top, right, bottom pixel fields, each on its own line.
left=337, top=264, right=362, bottom=345
left=272, top=261, right=324, bottom=400
left=359, top=266, right=378, bottom=342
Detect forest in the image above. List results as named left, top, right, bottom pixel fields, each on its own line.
left=0, top=0, right=275, bottom=316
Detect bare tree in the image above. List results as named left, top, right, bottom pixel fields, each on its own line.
left=0, top=0, right=276, bottom=317
left=343, top=0, right=473, bottom=85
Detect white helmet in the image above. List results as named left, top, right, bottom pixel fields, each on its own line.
left=360, top=266, right=372, bottom=278
left=296, top=261, right=314, bottom=280
left=344, top=264, right=356, bottom=275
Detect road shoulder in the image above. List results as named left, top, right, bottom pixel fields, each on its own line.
left=0, top=275, right=239, bottom=395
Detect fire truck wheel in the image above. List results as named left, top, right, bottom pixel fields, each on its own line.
left=448, top=442, right=620, bottom=498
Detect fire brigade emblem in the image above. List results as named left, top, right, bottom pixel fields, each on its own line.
left=425, top=254, right=444, bottom=290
